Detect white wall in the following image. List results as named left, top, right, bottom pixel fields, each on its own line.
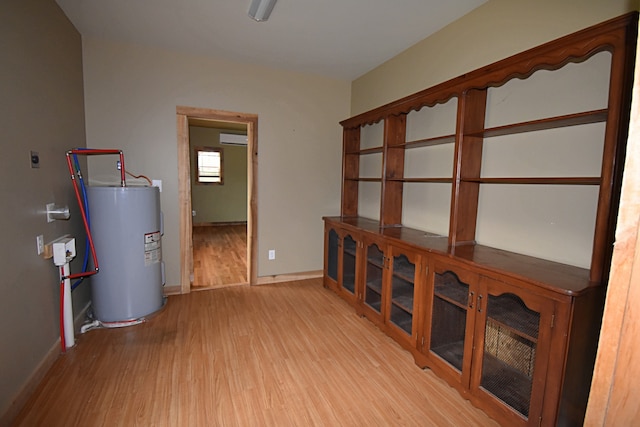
left=81, top=39, right=350, bottom=282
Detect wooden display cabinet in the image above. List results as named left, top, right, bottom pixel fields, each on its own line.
left=359, top=237, right=423, bottom=349
left=420, top=260, right=557, bottom=425
left=359, top=236, right=386, bottom=323
left=323, top=222, right=361, bottom=305
left=324, top=219, right=424, bottom=351
left=385, top=246, right=421, bottom=346
left=358, top=239, right=387, bottom=325
left=323, top=13, right=637, bottom=427
left=469, top=274, right=555, bottom=426
left=417, top=260, right=479, bottom=386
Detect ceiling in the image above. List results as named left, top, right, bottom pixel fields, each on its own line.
left=55, top=0, right=486, bottom=80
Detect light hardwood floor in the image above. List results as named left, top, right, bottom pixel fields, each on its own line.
left=12, top=279, right=498, bottom=426
left=192, top=224, right=247, bottom=289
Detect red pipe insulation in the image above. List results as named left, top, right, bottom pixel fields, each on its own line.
left=60, top=148, right=129, bottom=352
left=67, top=149, right=125, bottom=186
left=59, top=278, right=65, bottom=352
left=65, top=154, right=99, bottom=274
left=64, top=148, right=127, bottom=278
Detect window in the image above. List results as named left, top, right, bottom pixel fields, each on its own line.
left=196, top=147, right=223, bottom=184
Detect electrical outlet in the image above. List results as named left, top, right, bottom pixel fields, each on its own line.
left=268, top=249, right=276, bottom=260
left=36, top=235, right=44, bottom=255
left=152, top=179, right=162, bottom=192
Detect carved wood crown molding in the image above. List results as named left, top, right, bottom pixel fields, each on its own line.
left=341, top=12, right=638, bottom=130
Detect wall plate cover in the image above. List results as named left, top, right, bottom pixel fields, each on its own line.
left=37, top=235, right=44, bottom=255
left=30, top=151, right=40, bottom=168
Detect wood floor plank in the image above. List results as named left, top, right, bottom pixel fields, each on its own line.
left=12, top=279, right=498, bottom=426
left=192, top=225, right=247, bottom=289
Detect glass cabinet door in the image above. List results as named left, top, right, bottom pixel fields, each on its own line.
left=430, top=270, right=470, bottom=373
left=389, top=253, right=416, bottom=335
left=363, top=242, right=384, bottom=313
left=479, top=292, right=540, bottom=419
left=341, top=234, right=357, bottom=296
left=327, top=228, right=339, bottom=283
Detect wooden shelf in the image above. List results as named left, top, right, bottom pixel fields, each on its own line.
left=344, top=248, right=357, bottom=257
left=345, top=146, right=384, bottom=155
left=392, top=278, right=414, bottom=296
left=366, top=278, right=383, bottom=295
left=365, top=299, right=382, bottom=312
left=390, top=311, right=413, bottom=334
left=487, top=315, right=538, bottom=345
left=342, top=275, right=356, bottom=294
left=392, top=295, right=414, bottom=314
left=434, top=271, right=469, bottom=304
left=470, top=109, right=608, bottom=139
left=367, top=258, right=384, bottom=270
left=435, top=288, right=468, bottom=310
left=388, top=177, right=453, bottom=183
left=404, top=134, right=456, bottom=148
left=392, top=260, right=415, bottom=282
left=462, top=177, right=601, bottom=185
left=486, top=295, right=540, bottom=343
left=434, top=291, right=467, bottom=312
left=481, top=352, right=533, bottom=417
left=346, top=177, right=382, bottom=182
left=431, top=341, right=464, bottom=372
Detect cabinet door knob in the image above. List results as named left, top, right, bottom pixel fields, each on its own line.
left=477, top=295, right=483, bottom=312
left=468, top=291, right=475, bottom=309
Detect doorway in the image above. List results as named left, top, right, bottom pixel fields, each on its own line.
left=176, top=106, right=258, bottom=294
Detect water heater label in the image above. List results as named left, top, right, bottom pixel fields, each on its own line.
left=144, top=231, right=162, bottom=266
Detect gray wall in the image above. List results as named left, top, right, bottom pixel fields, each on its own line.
left=190, top=127, right=248, bottom=224
left=0, top=0, right=88, bottom=418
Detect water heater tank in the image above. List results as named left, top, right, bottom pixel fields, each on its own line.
left=87, top=186, right=165, bottom=322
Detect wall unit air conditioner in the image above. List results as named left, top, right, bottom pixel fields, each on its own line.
left=220, top=133, right=248, bottom=146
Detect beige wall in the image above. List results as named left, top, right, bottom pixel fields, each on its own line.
left=81, top=39, right=350, bottom=281
left=0, top=0, right=88, bottom=419
left=190, top=126, right=248, bottom=223
left=350, top=0, right=638, bottom=268
left=5, top=0, right=636, bottom=421
left=352, top=0, right=638, bottom=115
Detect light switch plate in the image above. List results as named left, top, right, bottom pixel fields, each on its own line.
left=36, top=235, right=44, bottom=255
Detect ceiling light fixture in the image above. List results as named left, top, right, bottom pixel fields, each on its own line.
left=248, top=0, right=277, bottom=22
